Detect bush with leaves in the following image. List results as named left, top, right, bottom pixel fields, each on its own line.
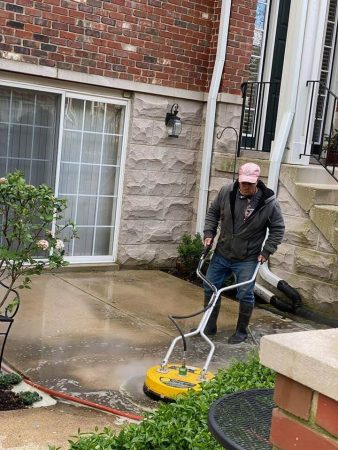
left=177, top=233, right=204, bottom=275
left=0, top=372, right=22, bottom=389
left=0, top=171, right=76, bottom=317
left=60, top=353, right=275, bottom=450
left=18, top=390, right=42, bottom=406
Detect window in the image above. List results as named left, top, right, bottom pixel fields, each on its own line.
left=0, top=87, right=59, bottom=186
left=59, top=97, right=125, bottom=257
left=248, top=1, right=270, bottom=83
left=241, top=1, right=270, bottom=148
left=0, top=84, right=127, bottom=261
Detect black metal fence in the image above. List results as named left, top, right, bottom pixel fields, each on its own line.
left=238, top=81, right=280, bottom=155
left=303, top=80, right=338, bottom=181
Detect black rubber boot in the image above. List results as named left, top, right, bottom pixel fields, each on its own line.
left=228, top=302, right=253, bottom=344
left=204, top=294, right=220, bottom=336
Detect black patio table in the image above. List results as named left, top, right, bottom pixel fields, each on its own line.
left=208, top=388, right=275, bottom=450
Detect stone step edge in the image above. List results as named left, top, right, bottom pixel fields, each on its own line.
left=295, top=182, right=338, bottom=190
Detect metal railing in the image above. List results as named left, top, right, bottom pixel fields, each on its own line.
left=303, top=80, right=338, bottom=181
left=238, top=81, right=280, bottom=155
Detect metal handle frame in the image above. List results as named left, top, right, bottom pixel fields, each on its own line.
left=161, top=252, right=260, bottom=378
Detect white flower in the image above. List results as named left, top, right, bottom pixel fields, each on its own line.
left=55, top=239, right=64, bottom=251
left=0, top=177, right=7, bottom=184
left=37, top=239, right=49, bottom=250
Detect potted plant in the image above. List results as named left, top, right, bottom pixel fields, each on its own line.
left=323, top=130, right=338, bottom=165
left=0, top=171, right=76, bottom=367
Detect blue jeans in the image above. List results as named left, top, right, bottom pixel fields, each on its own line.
left=204, top=252, right=257, bottom=305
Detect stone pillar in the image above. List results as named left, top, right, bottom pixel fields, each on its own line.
left=260, top=329, right=338, bottom=450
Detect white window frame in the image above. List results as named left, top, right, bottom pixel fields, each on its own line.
left=0, top=78, right=130, bottom=264
left=316, top=0, right=338, bottom=142
left=256, top=0, right=279, bottom=151
left=242, top=0, right=271, bottom=150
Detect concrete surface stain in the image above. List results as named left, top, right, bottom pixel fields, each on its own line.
left=4, top=270, right=321, bottom=416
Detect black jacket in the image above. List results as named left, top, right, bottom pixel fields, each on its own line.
left=204, top=180, right=285, bottom=260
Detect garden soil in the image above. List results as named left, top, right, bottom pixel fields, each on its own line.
left=0, top=390, right=25, bottom=411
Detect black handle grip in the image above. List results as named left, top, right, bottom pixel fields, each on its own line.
left=202, top=244, right=212, bottom=258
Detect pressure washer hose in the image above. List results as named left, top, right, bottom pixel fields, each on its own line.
left=167, top=245, right=216, bottom=359
left=1, top=361, right=143, bottom=421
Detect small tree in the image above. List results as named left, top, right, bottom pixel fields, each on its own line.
left=0, top=172, right=76, bottom=317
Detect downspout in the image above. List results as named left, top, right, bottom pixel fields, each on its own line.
left=257, top=111, right=299, bottom=301
left=196, top=0, right=232, bottom=233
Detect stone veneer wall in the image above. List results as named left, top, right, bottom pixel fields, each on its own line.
left=268, top=186, right=338, bottom=317
left=117, top=92, right=203, bottom=267
left=117, top=94, right=337, bottom=315
left=209, top=102, right=338, bottom=316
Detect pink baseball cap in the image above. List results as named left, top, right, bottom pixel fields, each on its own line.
left=238, top=163, right=261, bottom=183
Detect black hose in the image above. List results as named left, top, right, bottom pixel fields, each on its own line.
left=270, top=297, right=295, bottom=313
left=167, top=247, right=215, bottom=356
left=277, top=280, right=303, bottom=308
left=269, top=297, right=338, bottom=327
left=294, top=306, right=338, bottom=328
left=275, top=280, right=338, bottom=326
left=168, top=301, right=217, bottom=352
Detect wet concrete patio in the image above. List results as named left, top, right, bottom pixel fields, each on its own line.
left=3, top=269, right=318, bottom=419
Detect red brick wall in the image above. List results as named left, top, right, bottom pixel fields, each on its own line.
left=270, top=374, right=338, bottom=450
left=220, top=0, right=257, bottom=95
left=0, top=0, right=258, bottom=94
left=0, top=0, right=219, bottom=92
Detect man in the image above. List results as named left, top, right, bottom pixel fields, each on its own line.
left=203, top=162, right=285, bottom=344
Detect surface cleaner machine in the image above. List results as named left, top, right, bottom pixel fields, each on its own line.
left=143, top=247, right=260, bottom=402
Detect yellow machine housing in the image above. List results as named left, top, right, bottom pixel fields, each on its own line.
left=144, top=363, right=214, bottom=401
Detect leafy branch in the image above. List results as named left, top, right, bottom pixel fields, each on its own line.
left=0, top=171, right=76, bottom=315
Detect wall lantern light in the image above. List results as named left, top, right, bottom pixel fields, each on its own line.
left=165, top=103, right=182, bottom=138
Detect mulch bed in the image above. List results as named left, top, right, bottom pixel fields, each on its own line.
left=0, top=389, right=26, bottom=411
left=163, top=268, right=204, bottom=287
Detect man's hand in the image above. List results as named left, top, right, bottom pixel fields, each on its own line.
left=258, top=254, right=267, bottom=264
left=204, top=237, right=213, bottom=247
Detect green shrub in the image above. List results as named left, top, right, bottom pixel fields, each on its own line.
left=177, top=233, right=204, bottom=274
left=18, top=390, right=42, bottom=406
left=0, top=372, right=22, bottom=389
left=0, top=171, right=76, bottom=316
left=65, top=353, right=275, bottom=450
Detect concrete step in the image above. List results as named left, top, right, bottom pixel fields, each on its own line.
left=310, top=205, right=338, bottom=251
left=281, top=164, right=337, bottom=185
left=293, top=183, right=338, bottom=212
